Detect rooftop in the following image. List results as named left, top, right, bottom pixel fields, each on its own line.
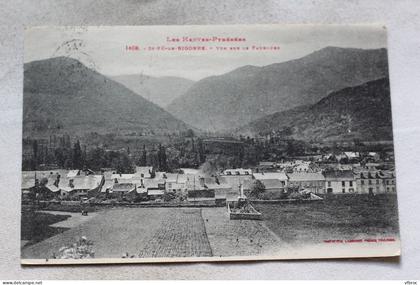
left=253, top=172, right=288, bottom=181
left=287, top=172, right=325, bottom=181
left=324, top=170, right=355, bottom=180
left=259, top=179, right=286, bottom=190
left=222, top=168, right=253, bottom=176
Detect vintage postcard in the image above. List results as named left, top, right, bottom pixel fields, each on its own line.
left=21, top=25, right=400, bottom=264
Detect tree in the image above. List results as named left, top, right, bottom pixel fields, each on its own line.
left=201, top=160, right=218, bottom=176
left=139, top=145, right=147, bottom=166
left=191, top=138, right=195, bottom=152
left=85, top=147, right=106, bottom=170
left=112, top=152, right=134, bottom=173
left=197, top=139, right=206, bottom=164
left=185, top=129, right=195, bottom=138
left=157, top=144, right=168, bottom=171
left=72, top=140, right=83, bottom=169
left=32, top=140, right=38, bottom=170
left=238, top=146, right=244, bottom=167
left=249, top=180, right=266, bottom=198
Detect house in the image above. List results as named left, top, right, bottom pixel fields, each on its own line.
left=287, top=172, right=325, bottom=194
left=355, top=170, right=396, bottom=194
left=275, top=160, right=304, bottom=170
left=125, top=186, right=148, bottom=202
left=220, top=168, right=253, bottom=192
left=334, top=153, right=347, bottom=163
left=66, top=169, right=81, bottom=178
left=383, top=171, right=397, bottom=193
left=164, top=173, right=189, bottom=194
left=154, top=171, right=167, bottom=180
left=107, top=173, right=149, bottom=200
left=187, top=188, right=215, bottom=202
left=184, top=174, right=206, bottom=191
left=184, top=176, right=234, bottom=202
left=147, top=189, right=165, bottom=199
left=293, top=161, right=311, bottom=172
left=179, top=168, right=200, bottom=175
left=253, top=172, right=288, bottom=192
left=253, top=172, right=288, bottom=183
left=365, top=163, right=380, bottom=171
left=134, top=166, right=153, bottom=179
left=323, top=153, right=337, bottom=162
left=100, top=179, right=115, bottom=196
left=324, top=170, right=356, bottom=194
left=110, top=182, right=136, bottom=198
left=367, top=152, right=381, bottom=162
left=337, top=164, right=355, bottom=171
left=144, top=179, right=166, bottom=199
left=257, top=179, right=287, bottom=192
left=223, top=168, right=252, bottom=176
left=21, top=171, right=66, bottom=200
left=220, top=175, right=253, bottom=193
left=59, top=175, right=104, bottom=198
left=344, top=152, right=360, bottom=160
left=258, top=161, right=278, bottom=170
left=202, top=177, right=234, bottom=199
left=110, top=173, right=134, bottom=183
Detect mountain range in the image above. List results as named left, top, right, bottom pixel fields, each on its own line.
left=23, top=47, right=393, bottom=144
left=167, top=47, right=389, bottom=132
left=23, top=57, right=190, bottom=138
left=237, top=77, right=393, bottom=142
left=111, top=74, right=194, bottom=108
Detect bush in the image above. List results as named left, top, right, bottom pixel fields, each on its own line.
left=249, top=180, right=266, bottom=198
left=53, top=236, right=95, bottom=259
left=163, top=192, right=176, bottom=202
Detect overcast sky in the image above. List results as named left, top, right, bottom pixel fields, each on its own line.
left=25, top=25, right=387, bottom=81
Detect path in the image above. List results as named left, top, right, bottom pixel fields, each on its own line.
left=22, top=208, right=212, bottom=259
left=202, top=207, right=284, bottom=257
left=37, top=210, right=98, bottom=228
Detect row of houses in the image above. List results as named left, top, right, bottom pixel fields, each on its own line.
left=220, top=167, right=397, bottom=195
left=256, top=152, right=384, bottom=171
left=22, top=162, right=397, bottom=202
left=22, top=166, right=228, bottom=201
left=21, top=170, right=104, bottom=200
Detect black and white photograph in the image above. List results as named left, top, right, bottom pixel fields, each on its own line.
left=20, top=25, right=400, bottom=264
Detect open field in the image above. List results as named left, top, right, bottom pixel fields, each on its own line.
left=254, top=194, right=400, bottom=245
left=21, top=195, right=399, bottom=260
left=22, top=208, right=216, bottom=259
left=138, top=208, right=212, bottom=258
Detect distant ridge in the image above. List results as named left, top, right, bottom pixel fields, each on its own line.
left=111, top=74, right=195, bottom=108
left=237, top=77, right=393, bottom=142
left=167, top=46, right=389, bottom=131
left=23, top=57, right=190, bottom=137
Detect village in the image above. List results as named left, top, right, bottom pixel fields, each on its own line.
left=21, top=147, right=400, bottom=260
left=21, top=149, right=396, bottom=206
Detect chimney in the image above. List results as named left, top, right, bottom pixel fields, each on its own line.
left=54, top=175, right=60, bottom=187
left=69, top=179, right=74, bottom=188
